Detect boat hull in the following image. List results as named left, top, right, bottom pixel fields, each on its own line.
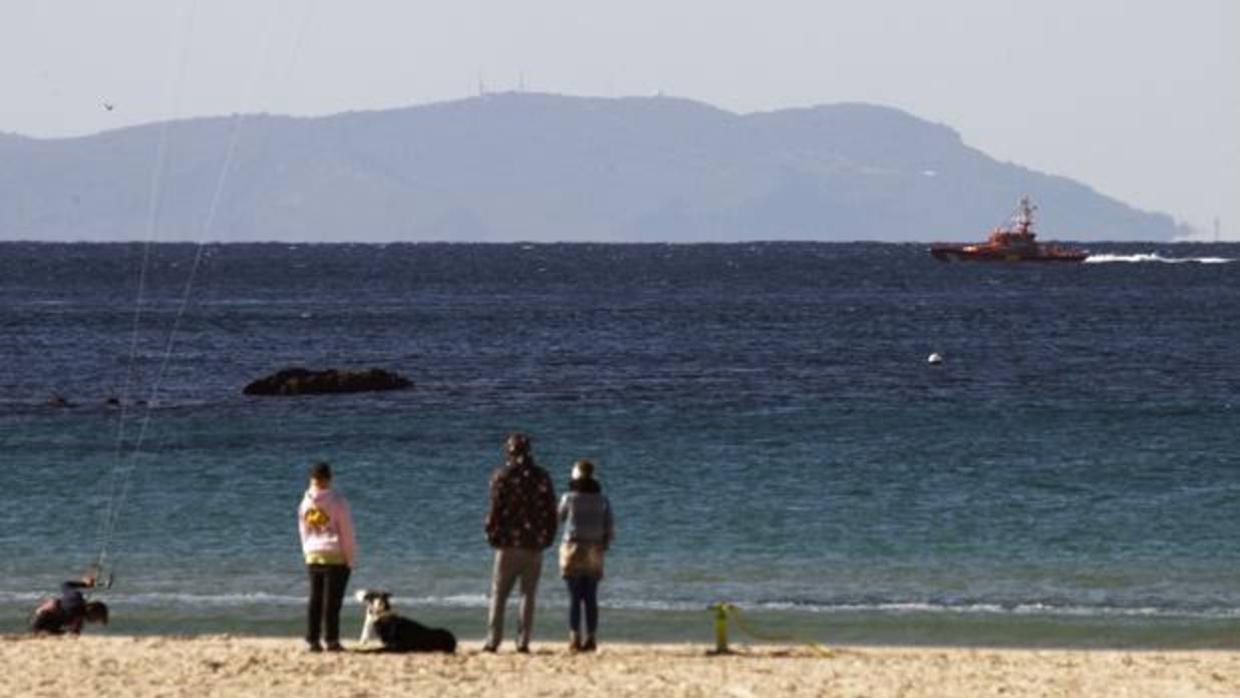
left=930, top=245, right=1087, bottom=263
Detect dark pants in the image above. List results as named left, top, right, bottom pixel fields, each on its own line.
left=306, top=564, right=351, bottom=645
left=565, top=575, right=599, bottom=635
left=30, top=604, right=67, bottom=635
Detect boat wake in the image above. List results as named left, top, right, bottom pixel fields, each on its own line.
left=1084, top=253, right=1233, bottom=264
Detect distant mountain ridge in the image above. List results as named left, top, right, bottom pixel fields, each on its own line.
left=0, top=93, right=1180, bottom=242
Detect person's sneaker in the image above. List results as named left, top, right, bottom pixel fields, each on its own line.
left=516, top=644, right=530, bottom=654
left=325, top=642, right=344, bottom=653
left=581, top=635, right=597, bottom=653
left=307, top=642, right=323, bottom=653
left=568, top=631, right=581, bottom=653
left=481, top=643, right=498, bottom=653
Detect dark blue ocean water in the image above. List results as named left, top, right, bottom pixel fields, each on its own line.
left=1, top=242, right=1237, bottom=647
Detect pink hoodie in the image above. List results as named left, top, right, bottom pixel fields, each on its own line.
left=298, top=486, right=357, bottom=567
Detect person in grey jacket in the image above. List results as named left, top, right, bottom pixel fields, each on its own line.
left=557, top=459, right=614, bottom=652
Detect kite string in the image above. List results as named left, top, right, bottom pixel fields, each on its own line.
left=97, top=0, right=318, bottom=575
left=96, top=0, right=202, bottom=571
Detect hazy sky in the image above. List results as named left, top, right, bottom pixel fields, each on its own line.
left=3, top=1, right=1236, bottom=238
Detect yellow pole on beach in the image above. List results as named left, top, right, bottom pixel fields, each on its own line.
left=708, top=603, right=835, bottom=658
left=708, top=603, right=733, bottom=654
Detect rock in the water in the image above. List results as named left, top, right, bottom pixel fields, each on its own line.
left=243, top=368, right=412, bottom=396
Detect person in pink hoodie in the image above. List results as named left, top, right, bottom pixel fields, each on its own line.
left=298, top=461, right=357, bottom=652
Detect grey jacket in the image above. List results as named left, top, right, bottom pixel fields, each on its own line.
left=557, top=479, right=614, bottom=546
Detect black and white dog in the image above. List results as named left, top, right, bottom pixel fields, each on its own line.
left=355, top=589, right=456, bottom=653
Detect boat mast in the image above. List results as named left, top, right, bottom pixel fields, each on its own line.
left=1014, top=196, right=1036, bottom=235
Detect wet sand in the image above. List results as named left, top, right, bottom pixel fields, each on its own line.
left=4, top=635, right=1240, bottom=697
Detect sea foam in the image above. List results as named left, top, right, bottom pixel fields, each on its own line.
left=1085, top=253, right=1233, bottom=264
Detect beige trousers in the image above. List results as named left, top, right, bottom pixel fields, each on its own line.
left=486, top=547, right=544, bottom=648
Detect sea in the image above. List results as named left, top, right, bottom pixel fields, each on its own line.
left=1, top=241, right=1237, bottom=648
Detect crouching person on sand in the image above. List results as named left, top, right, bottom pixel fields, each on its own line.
left=298, top=461, right=357, bottom=653
left=558, top=459, right=614, bottom=653
left=29, top=573, right=108, bottom=635
left=483, top=433, right=558, bottom=653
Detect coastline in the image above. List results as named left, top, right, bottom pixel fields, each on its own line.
left=3, top=635, right=1237, bottom=697
left=5, top=599, right=1239, bottom=652
left=5, top=601, right=1237, bottom=650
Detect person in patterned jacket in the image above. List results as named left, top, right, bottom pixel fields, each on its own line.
left=482, top=432, right=557, bottom=652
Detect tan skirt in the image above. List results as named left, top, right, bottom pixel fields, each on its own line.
left=559, top=541, right=606, bottom=579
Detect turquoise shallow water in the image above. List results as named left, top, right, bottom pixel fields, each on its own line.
left=1, top=242, right=1238, bottom=646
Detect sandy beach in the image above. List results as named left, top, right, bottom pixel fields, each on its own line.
left=3, top=635, right=1237, bottom=697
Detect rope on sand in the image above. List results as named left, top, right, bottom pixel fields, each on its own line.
left=708, top=603, right=834, bottom=658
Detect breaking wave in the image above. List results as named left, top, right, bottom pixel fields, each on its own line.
left=4, top=590, right=1237, bottom=620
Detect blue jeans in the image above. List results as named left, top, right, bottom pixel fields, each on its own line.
left=565, top=575, right=599, bottom=634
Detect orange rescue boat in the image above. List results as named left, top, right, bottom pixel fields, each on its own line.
left=930, top=197, right=1087, bottom=262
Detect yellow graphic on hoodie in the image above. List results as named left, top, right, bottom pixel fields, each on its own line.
left=304, top=506, right=331, bottom=530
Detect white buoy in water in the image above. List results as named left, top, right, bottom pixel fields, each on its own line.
left=927, top=352, right=943, bottom=365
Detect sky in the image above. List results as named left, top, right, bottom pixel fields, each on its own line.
left=2, top=1, right=1237, bottom=239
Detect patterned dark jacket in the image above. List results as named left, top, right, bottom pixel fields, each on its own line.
left=485, top=456, right=558, bottom=550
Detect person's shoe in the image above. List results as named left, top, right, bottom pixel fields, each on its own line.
left=568, top=631, right=582, bottom=653
left=325, top=642, right=344, bottom=653
left=306, top=642, right=323, bottom=653
left=581, top=634, right=597, bottom=653
left=516, top=643, right=531, bottom=654
left=481, top=643, right=498, bottom=653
